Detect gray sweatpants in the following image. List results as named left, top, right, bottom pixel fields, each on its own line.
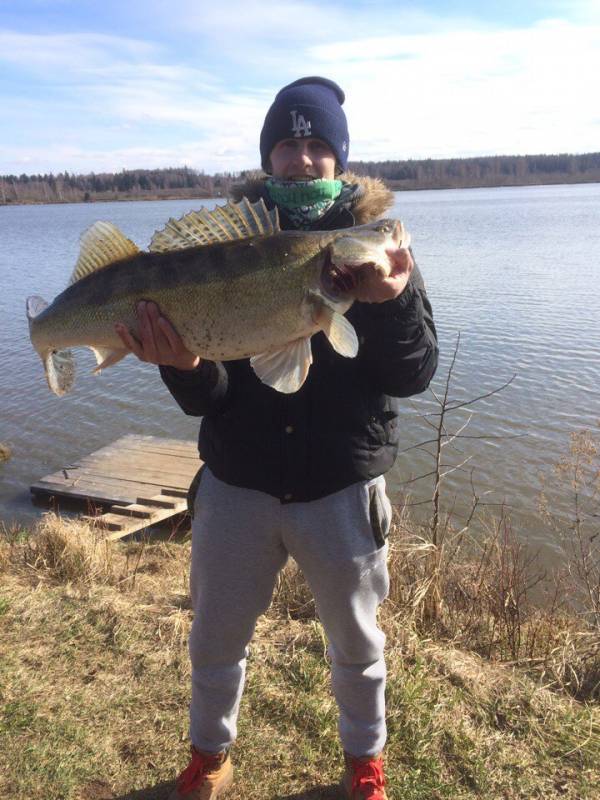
left=188, top=467, right=391, bottom=757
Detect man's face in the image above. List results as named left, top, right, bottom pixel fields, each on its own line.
left=269, top=137, right=336, bottom=180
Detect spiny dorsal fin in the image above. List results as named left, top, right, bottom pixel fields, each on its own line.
left=149, top=198, right=280, bottom=253
left=69, top=222, right=140, bottom=285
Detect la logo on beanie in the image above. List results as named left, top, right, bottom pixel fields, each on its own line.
left=290, top=109, right=311, bottom=138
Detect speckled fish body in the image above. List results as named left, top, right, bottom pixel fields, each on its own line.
left=27, top=200, right=407, bottom=395
left=30, top=231, right=328, bottom=359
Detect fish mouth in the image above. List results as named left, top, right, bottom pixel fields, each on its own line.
left=321, top=252, right=378, bottom=299
left=319, top=220, right=407, bottom=300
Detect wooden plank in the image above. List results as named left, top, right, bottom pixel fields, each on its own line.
left=103, top=505, right=188, bottom=541
left=84, top=500, right=188, bottom=541
left=74, top=438, right=197, bottom=456
left=115, top=443, right=198, bottom=459
left=43, top=459, right=198, bottom=481
left=67, top=446, right=198, bottom=466
left=31, top=473, right=188, bottom=503
left=34, top=464, right=195, bottom=490
left=32, top=435, right=199, bottom=539
left=81, top=513, right=125, bottom=532
left=107, top=503, right=154, bottom=518
left=73, top=450, right=198, bottom=466
left=32, top=476, right=169, bottom=502
left=161, top=488, right=188, bottom=498
left=64, top=466, right=197, bottom=487
left=32, top=482, right=135, bottom=507
left=70, top=454, right=199, bottom=476
left=81, top=509, right=185, bottom=539
left=104, top=436, right=198, bottom=456
left=32, top=472, right=164, bottom=494
left=74, top=467, right=194, bottom=488
left=62, top=439, right=197, bottom=466
left=136, top=495, right=182, bottom=509
left=70, top=452, right=198, bottom=473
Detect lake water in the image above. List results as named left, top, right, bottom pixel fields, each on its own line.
left=1, top=184, right=599, bottom=558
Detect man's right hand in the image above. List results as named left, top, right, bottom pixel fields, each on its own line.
left=115, top=300, right=201, bottom=371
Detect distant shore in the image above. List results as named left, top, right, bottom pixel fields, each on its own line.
left=2, top=152, right=599, bottom=206
left=2, top=176, right=600, bottom=208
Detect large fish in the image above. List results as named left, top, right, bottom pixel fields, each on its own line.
left=27, top=199, right=409, bottom=396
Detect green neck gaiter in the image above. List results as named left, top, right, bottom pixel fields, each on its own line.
left=265, top=178, right=343, bottom=228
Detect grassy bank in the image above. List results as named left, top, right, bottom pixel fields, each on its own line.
left=1, top=514, right=599, bottom=800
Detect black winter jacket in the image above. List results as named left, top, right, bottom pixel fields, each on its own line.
left=160, top=176, right=438, bottom=503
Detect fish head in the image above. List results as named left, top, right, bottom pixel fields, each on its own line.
left=320, top=218, right=408, bottom=301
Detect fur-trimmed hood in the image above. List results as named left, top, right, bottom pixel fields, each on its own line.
left=229, top=172, right=394, bottom=226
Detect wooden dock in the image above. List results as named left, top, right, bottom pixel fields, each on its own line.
left=30, top=434, right=201, bottom=540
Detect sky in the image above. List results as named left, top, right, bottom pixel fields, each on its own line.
left=1, top=0, right=599, bottom=176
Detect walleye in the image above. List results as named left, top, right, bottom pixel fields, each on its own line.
left=27, top=198, right=409, bottom=396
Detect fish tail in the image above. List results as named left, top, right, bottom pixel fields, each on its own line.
left=26, top=295, right=75, bottom=396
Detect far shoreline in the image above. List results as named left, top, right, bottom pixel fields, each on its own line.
left=2, top=176, right=600, bottom=209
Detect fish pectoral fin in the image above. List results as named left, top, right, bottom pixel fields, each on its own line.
left=250, top=338, right=313, bottom=394
left=90, top=346, right=129, bottom=373
left=316, top=307, right=359, bottom=358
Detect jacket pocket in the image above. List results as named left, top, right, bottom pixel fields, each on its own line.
left=368, top=480, right=392, bottom=549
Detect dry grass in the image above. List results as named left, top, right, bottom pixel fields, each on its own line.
left=387, top=513, right=600, bottom=701
left=1, top=512, right=600, bottom=799
left=18, top=513, right=117, bottom=585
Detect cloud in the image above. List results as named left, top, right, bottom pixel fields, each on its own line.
left=2, top=136, right=261, bottom=175
left=1, top=5, right=599, bottom=174
left=0, top=30, right=155, bottom=71
left=138, top=0, right=441, bottom=41
left=0, top=28, right=259, bottom=164
left=307, top=18, right=600, bottom=160
left=544, top=0, right=600, bottom=23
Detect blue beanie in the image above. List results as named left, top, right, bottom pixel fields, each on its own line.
left=260, top=76, right=349, bottom=174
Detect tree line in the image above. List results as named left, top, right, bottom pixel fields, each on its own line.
left=1, top=153, right=599, bottom=204
left=349, top=152, right=600, bottom=190
left=0, top=167, right=226, bottom=204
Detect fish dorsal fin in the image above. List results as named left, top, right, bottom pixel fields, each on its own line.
left=149, top=198, right=280, bottom=253
left=69, top=222, right=140, bottom=285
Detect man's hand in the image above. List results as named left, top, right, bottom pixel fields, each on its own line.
left=115, top=300, right=201, bottom=371
left=354, top=247, right=414, bottom=303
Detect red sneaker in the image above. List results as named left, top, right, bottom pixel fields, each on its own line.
left=168, top=747, right=233, bottom=800
left=341, top=752, right=388, bottom=799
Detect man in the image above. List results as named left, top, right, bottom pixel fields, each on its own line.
left=116, top=76, right=438, bottom=800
